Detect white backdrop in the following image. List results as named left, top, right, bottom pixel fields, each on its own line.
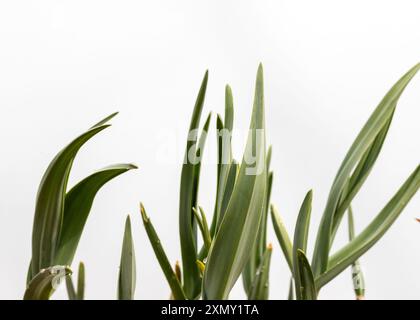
left=0, top=1, right=419, bottom=300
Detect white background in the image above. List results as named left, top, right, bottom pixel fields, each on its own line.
left=0, top=1, right=419, bottom=300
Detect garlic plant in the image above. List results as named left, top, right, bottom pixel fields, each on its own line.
left=271, top=63, right=420, bottom=300
left=24, top=113, right=137, bottom=300
left=24, top=63, right=420, bottom=300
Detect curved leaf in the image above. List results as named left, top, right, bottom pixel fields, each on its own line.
left=296, top=250, right=317, bottom=300
left=31, top=122, right=113, bottom=279
left=24, top=266, right=71, bottom=300
left=316, top=165, right=420, bottom=288
left=331, top=112, right=394, bottom=242
left=312, top=63, right=420, bottom=277
left=54, top=163, right=137, bottom=265
left=192, top=207, right=212, bottom=256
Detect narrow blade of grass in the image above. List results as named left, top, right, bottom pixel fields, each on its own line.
left=141, top=203, right=187, bottom=300
left=270, top=204, right=293, bottom=272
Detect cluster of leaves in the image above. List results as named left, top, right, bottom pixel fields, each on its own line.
left=24, top=63, right=420, bottom=300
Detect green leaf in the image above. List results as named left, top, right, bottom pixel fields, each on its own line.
left=296, top=250, right=317, bottom=300
left=219, top=160, right=239, bottom=226
left=312, top=63, right=420, bottom=277
left=24, top=266, right=71, bottom=300
left=30, top=122, right=111, bottom=279
left=192, top=207, right=212, bottom=256
left=224, top=85, right=234, bottom=133
left=65, top=262, right=85, bottom=300
left=91, top=111, right=119, bottom=128
left=288, top=278, right=295, bottom=300
left=243, top=149, right=272, bottom=296
left=203, top=64, right=267, bottom=300
left=65, top=274, right=77, bottom=300
left=270, top=204, right=293, bottom=272
left=77, top=262, right=85, bottom=300
left=179, top=71, right=208, bottom=299
left=196, top=260, right=205, bottom=276
left=55, top=164, right=137, bottom=266
left=118, top=215, right=136, bottom=300
left=214, top=86, right=235, bottom=232
left=293, top=190, right=313, bottom=300
left=347, top=206, right=365, bottom=300
left=209, top=115, right=225, bottom=238
left=141, top=203, right=187, bottom=300
left=331, top=112, right=394, bottom=242
left=248, top=245, right=273, bottom=300
left=316, top=165, right=420, bottom=288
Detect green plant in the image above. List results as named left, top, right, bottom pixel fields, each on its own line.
left=271, top=63, right=420, bottom=299
left=143, top=63, right=419, bottom=300
left=24, top=113, right=136, bottom=300
left=24, top=63, right=419, bottom=300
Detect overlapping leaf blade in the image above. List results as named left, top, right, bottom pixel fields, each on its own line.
left=203, top=64, right=267, bottom=300
left=192, top=207, right=212, bottom=256
left=214, top=86, right=235, bottom=232
left=296, top=250, right=317, bottom=300
left=316, top=165, right=420, bottom=288
left=243, top=148, right=272, bottom=296
left=331, top=112, right=394, bottom=242
left=312, top=63, right=420, bottom=277
left=293, top=190, right=312, bottom=300
left=29, top=112, right=121, bottom=280
left=179, top=71, right=208, bottom=299
left=248, top=245, right=273, bottom=300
